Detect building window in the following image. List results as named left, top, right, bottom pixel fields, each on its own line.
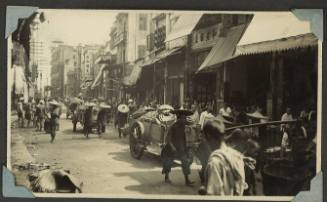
left=232, top=15, right=238, bottom=26
left=139, top=14, right=147, bottom=31
left=213, top=29, right=217, bottom=38
left=138, top=45, right=146, bottom=59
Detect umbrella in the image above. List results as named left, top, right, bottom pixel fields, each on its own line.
left=246, top=111, right=269, bottom=120
left=29, top=169, right=82, bottom=193
left=118, top=104, right=129, bottom=113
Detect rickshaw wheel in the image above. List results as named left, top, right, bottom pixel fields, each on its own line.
left=129, top=124, right=144, bottom=160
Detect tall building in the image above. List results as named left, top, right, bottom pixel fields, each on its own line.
left=108, top=13, right=151, bottom=101
left=29, top=12, right=50, bottom=99
left=50, top=44, right=76, bottom=98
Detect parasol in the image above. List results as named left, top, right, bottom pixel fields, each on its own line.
left=29, top=169, right=82, bottom=193
left=118, top=104, right=130, bottom=113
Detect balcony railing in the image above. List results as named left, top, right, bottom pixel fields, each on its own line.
left=110, top=32, right=126, bottom=49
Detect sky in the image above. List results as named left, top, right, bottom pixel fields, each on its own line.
left=39, top=9, right=119, bottom=46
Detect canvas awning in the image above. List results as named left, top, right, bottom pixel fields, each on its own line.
left=91, top=64, right=107, bottom=90
left=123, top=65, right=142, bottom=86
left=197, top=24, right=247, bottom=73
left=142, top=47, right=182, bottom=68
left=165, top=14, right=203, bottom=42
left=80, top=79, right=94, bottom=90
left=236, top=12, right=318, bottom=55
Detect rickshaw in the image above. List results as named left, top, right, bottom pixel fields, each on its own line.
left=128, top=105, right=202, bottom=159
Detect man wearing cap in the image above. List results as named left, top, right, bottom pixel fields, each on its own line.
left=35, top=100, right=46, bottom=131
left=161, top=108, right=195, bottom=186
left=116, top=103, right=129, bottom=138
left=49, top=100, right=61, bottom=143
left=199, top=119, right=248, bottom=195
left=16, top=97, right=25, bottom=128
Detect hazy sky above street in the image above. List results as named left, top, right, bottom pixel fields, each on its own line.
left=39, top=9, right=118, bottom=46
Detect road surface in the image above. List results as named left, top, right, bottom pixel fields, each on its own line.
left=11, top=116, right=203, bottom=195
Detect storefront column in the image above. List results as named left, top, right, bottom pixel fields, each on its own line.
left=269, top=52, right=277, bottom=119
left=276, top=55, right=284, bottom=118
left=163, top=60, right=168, bottom=104
left=183, top=35, right=192, bottom=107
left=216, top=66, right=224, bottom=111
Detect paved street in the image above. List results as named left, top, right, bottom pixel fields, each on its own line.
left=11, top=115, right=202, bottom=195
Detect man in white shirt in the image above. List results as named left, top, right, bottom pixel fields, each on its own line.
left=199, top=105, right=215, bottom=129
left=281, top=107, right=294, bottom=131
left=219, top=103, right=232, bottom=118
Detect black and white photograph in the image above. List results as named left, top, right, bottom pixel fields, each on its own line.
left=7, top=9, right=322, bottom=199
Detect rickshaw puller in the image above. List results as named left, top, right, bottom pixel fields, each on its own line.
left=161, top=108, right=194, bottom=186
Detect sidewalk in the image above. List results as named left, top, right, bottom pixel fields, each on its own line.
left=10, top=130, right=35, bottom=189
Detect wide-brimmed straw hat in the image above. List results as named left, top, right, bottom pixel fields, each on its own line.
left=85, top=102, right=96, bottom=107
left=246, top=111, right=269, bottom=120
left=159, top=104, right=174, bottom=112
left=118, top=104, right=129, bottom=113
left=99, top=103, right=111, bottom=109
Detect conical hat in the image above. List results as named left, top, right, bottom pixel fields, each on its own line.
left=246, top=111, right=269, bottom=120
left=118, top=104, right=129, bottom=113
left=159, top=104, right=174, bottom=111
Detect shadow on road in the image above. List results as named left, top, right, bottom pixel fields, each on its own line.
left=107, top=148, right=163, bottom=169
left=113, top=169, right=201, bottom=195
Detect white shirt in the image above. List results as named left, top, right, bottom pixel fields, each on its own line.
left=219, top=107, right=232, bottom=117
left=199, top=111, right=215, bottom=129
left=281, top=113, right=294, bottom=130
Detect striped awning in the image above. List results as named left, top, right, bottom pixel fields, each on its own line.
left=123, top=65, right=142, bottom=86
left=236, top=12, right=318, bottom=55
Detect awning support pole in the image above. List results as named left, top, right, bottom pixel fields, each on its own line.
left=164, top=60, right=168, bottom=104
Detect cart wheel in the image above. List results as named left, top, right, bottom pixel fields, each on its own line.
left=129, top=124, right=144, bottom=159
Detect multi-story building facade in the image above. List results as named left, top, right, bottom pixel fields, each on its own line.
left=108, top=12, right=151, bottom=101
left=50, top=44, right=76, bottom=98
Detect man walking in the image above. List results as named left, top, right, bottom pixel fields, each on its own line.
left=16, top=97, right=25, bottom=128
left=199, top=119, right=248, bottom=195
left=161, top=108, right=194, bottom=186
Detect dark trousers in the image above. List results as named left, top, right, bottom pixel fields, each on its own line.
left=161, top=147, right=193, bottom=176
